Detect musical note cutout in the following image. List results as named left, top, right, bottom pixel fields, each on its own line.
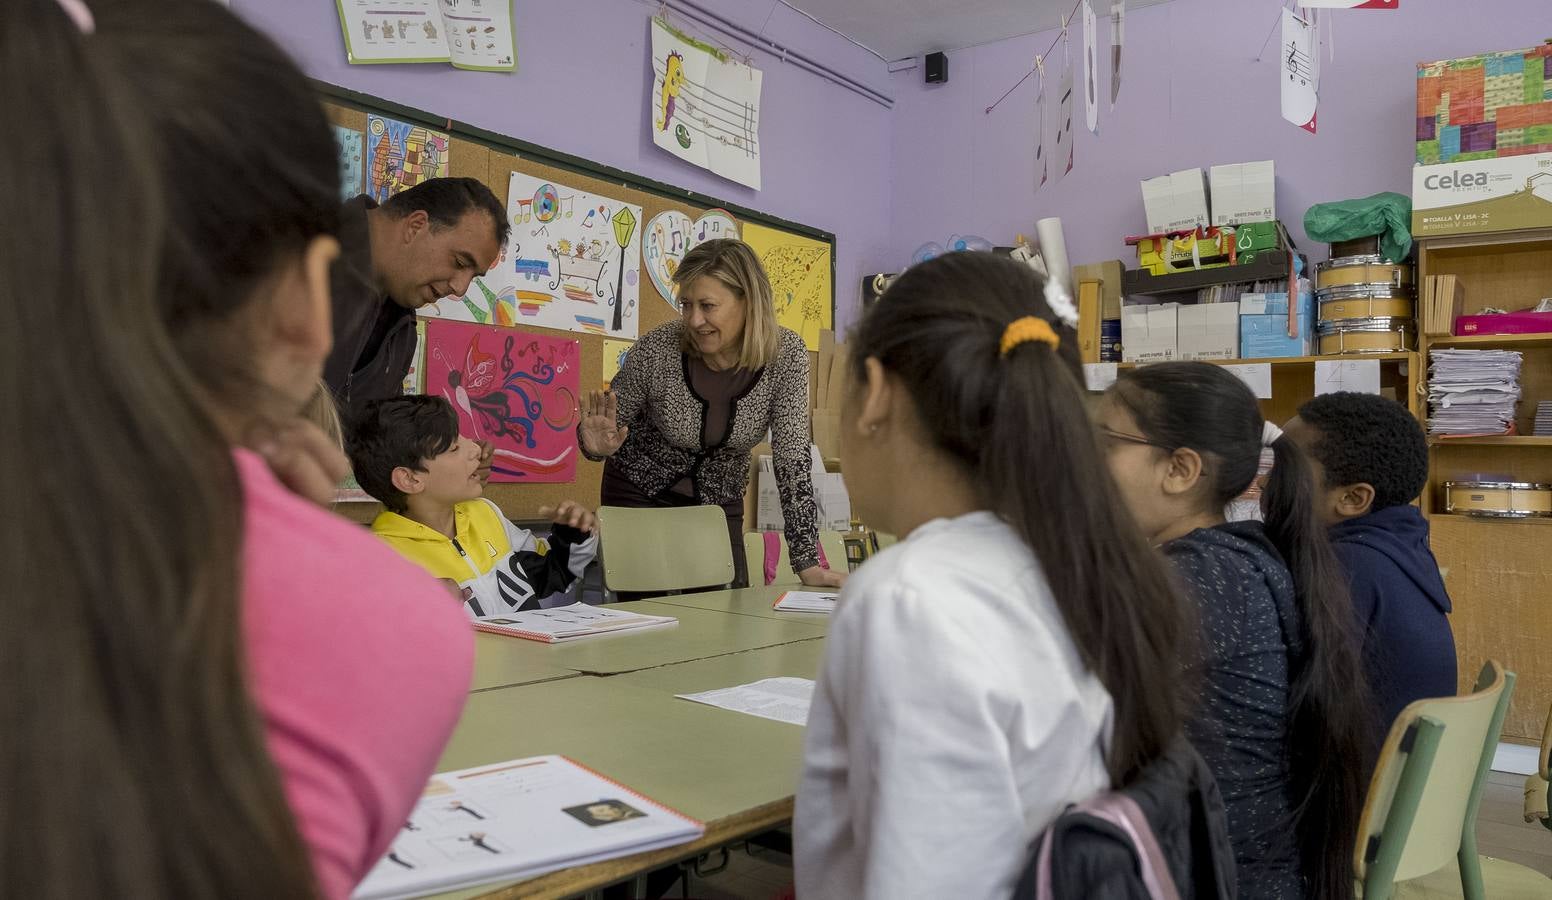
left=1280, top=8, right=1318, bottom=133
left=643, top=209, right=741, bottom=308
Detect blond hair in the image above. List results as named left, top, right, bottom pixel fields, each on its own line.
left=673, top=238, right=780, bottom=370
left=302, top=380, right=345, bottom=451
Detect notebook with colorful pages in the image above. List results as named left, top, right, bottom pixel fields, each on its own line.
left=353, top=755, right=704, bottom=900
left=473, top=602, right=676, bottom=643
left=772, top=591, right=838, bottom=613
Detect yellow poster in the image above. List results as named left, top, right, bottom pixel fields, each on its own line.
left=602, top=338, right=633, bottom=389
left=741, top=222, right=833, bottom=352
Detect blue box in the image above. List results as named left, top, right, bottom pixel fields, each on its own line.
left=1239, top=291, right=1314, bottom=358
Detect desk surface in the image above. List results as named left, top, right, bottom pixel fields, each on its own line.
left=432, top=640, right=825, bottom=899
left=641, top=587, right=836, bottom=624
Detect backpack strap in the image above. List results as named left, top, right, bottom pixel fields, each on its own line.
left=1076, top=794, right=1182, bottom=900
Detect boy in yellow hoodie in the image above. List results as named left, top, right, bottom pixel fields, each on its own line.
left=348, top=396, right=599, bottom=617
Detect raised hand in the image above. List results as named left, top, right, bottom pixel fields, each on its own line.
left=578, top=390, right=629, bottom=458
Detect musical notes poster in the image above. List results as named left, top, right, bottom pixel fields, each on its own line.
left=650, top=17, right=764, bottom=190
left=643, top=208, right=740, bottom=307
left=420, top=171, right=643, bottom=340
left=1280, top=8, right=1318, bottom=134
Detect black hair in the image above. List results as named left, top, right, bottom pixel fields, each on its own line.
left=1297, top=392, right=1428, bottom=510
left=1110, top=362, right=1369, bottom=900
left=855, top=252, right=1191, bottom=787
left=382, top=176, right=510, bottom=248
left=348, top=396, right=461, bottom=513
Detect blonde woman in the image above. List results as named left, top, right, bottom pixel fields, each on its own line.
left=580, top=239, right=844, bottom=591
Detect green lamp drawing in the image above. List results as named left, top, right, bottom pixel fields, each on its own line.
left=610, top=206, right=637, bottom=332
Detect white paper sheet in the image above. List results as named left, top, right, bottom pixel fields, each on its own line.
left=650, top=18, right=763, bottom=190
left=676, top=677, right=815, bottom=726
left=441, top=0, right=517, bottom=72
left=1280, top=9, right=1318, bottom=133
left=1225, top=363, right=1274, bottom=400
left=773, top=591, right=839, bottom=614
left=1082, top=0, right=1099, bottom=133
left=1084, top=362, right=1119, bottom=392
left=1315, top=359, right=1381, bottom=396
left=337, top=0, right=451, bottom=64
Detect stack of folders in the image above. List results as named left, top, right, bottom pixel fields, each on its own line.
left=474, top=603, right=676, bottom=643
left=1427, top=349, right=1522, bottom=436
left=1535, top=400, right=1552, bottom=437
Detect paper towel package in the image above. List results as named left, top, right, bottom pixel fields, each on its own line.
left=1209, top=161, right=1276, bottom=226
left=1122, top=303, right=1180, bottom=363
left=1140, top=169, right=1211, bottom=234
left=1178, top=303, right=1240, bottom=361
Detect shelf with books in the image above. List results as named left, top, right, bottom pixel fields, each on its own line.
left=1428, top=436, right=1552, bottom=448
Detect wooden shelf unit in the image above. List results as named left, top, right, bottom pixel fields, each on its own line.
left=1417, top=227, right=1552, bottom=742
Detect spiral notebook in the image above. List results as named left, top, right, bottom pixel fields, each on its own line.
left=353, top=755, right=704, bottom=900
left=474, top=603, right=677, bottom=643
left=772, top=591, right=838, bottom=614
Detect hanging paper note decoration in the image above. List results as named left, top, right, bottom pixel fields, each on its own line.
left=1109, top=0, right=1125, bottom=109
left=1280, top=9, right=1318, bottom=133
left=365, top=115, right=449, bottom=203
left=1082, top=0, right=1099, bottom=133
left=602, top=339, right=633, bottom=389
left=423, top=320, right=580, bottom=483
left=1297, top=0, right=1395, bottom=7
left=403, top=320, right=426, bottom=395
left=1034, top=56, right=1048, bottom=189
left=649, top=18, right=764, bottom=190
left=741, top=222, right=833, bottom=352
left=424, top=171, right=643, bottom=339
left=333, top=125, right=364, bottom=201
left=643, top=208, right=740, bottom=307
left=1053, top=45, right=1076, bottom=180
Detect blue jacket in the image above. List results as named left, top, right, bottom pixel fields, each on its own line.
left=1330, top=505, right=1457, bottom=744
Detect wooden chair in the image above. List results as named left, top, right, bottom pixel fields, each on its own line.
left=743, top=530, right=848, bottom=586
left=1522, top=700, right=1552, bottom=832
left=1356, top=661, right=1552, bottom=898
left=596, top=505, right=733, bottom=596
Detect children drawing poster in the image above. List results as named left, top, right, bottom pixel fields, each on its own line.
left=643, top=208, right=740, bottom=307
left=423, top=320, right=580, bottom=483
left=424, top=171, right=643, bottom=339
left=366, top=115, right=450, bottom=204
left=649, top=18, right=764, bottom=190
left=333, top=125, right=364, bottom=201
left=741, top=222, right=832, bottom=352
left=602, top=339, right=633, bottom=389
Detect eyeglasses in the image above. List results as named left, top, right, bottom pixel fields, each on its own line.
left=1099, top=427, right=1171, bottom=451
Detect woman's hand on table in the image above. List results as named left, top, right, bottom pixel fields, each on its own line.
left=579, top=390, right=629, bottom=458
left=799, top=565, right=847, bottom=589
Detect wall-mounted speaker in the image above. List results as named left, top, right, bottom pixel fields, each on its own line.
left=925, top=51, right=948, bottom=84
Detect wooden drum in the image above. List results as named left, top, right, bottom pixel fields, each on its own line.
left=1315, top=255, right=1414, bottom=292
left=1317, top=286, right=1415, bottom=323
left=1316, top=317, right=1414, bottom=355
left=1444, top=481, right=1552, bottom=518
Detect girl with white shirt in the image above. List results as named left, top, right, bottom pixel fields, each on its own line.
left=795, top=253, right=1193, bottom=899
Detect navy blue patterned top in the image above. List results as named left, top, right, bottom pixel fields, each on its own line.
left=1164, top=521, right=1307, bottom=900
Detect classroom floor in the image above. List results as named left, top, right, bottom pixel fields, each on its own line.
left=656, top=770, right=1552, bottom=900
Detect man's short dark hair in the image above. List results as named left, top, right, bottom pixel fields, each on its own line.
left=1297, top=392, right=1429, bottom=511
left=382, top=176, right=509, bottom=247
left=347, top=396, right=460, bottom=513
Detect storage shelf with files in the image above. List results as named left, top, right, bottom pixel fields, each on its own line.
left=1426, top=332, right=1552, bottom=350
left=1118, top=351, right=1415, bottom=370
left=1428, top=436, right=1552, bottom=448
left=1121, top=251, right=1300, bottom=297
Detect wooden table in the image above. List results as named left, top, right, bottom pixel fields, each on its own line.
left=641, top=587, right=834, bottom=623
left=431, top=639, right=827, bottom=898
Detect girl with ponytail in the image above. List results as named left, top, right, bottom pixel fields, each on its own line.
left=1101, top=362, right=1370, bottom=899
left=795, top=253, right=1192, bottom=898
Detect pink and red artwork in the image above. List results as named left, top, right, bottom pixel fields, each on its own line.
left=423, top=320, right=580, bottom=483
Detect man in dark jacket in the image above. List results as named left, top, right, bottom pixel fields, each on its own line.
left=325, top=177, right=507, bottom=431
left=1285, top=392, right=1457, bottom=745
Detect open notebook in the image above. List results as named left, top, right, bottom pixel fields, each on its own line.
left=772, top=591, right=838, bottom=614
left=474, top=603, right=677, bottom=643
left=353, top=756, right=704, bottom=900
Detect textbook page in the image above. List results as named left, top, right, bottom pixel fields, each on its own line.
left=676, top=677, right=814, bottom=726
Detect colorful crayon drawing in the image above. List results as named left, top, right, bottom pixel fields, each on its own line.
left=366, top=115, right=449, bottom=204
left=425, top=171, right=642, bottom=339
left=423, top=320, right=580, bottom=483
left=740, top=222, right=833, bottom=352
left=333, top=125, right=365, bottom=201
left=643, top=208, right=740, bottom=307
left=602, top=339, right=633, bottom=389
left=649, top=17, right=764, bottom=190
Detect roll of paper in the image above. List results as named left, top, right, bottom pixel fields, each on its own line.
left=1035, top=217, right=1072, bottom=293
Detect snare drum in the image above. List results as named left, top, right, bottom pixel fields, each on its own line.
left=1316, top=286, right=1416, bottom=323
left=1444, top=481, right=1552, bottom=518
left=1316, top=317, right=1415, bottom=355
left=1315, top=255, right=1413, bottom=292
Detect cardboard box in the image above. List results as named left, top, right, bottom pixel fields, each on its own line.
left=1132, top=228, right=1235, bottom=276
left=1141, top=169, right=1211, bottom=234
left=756, top=446, right=850, bottom=533
left=1232, top=221, right=1281, bottom=261
left=1239, top=291, right=1314, bottom=358
left=1209, top=161, right=1276, bottom=226
left=1121, top=302, right=1179, bottom=363
left=1413, top=45, right=1552, bottom=237
left=1178, top=303, right=1239, bottom=360
left=1073, top=260, right=1125, bottom=320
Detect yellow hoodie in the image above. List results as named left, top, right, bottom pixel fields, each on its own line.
left=371, top=498, right=599, bottom=617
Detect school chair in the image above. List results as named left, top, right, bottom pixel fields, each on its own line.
left=1523, top=700, right=1552, bottom=833
left=744, top=530, right=848, bottom=586
left=1356, top=661, right=1552, bottom=899
left=596, top=506, right=734, bottom=596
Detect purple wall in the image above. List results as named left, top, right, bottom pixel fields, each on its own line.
left=887, top=0, right=1551, bottom=274
left=231, top=0, right=895, bottom=331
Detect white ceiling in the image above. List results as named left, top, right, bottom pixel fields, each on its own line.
left=784, top=0, right=1171, bottom=62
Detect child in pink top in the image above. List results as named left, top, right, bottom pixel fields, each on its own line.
left=238, top=449, right=473, bottom=898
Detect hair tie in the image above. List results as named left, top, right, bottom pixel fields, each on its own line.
left=55, top=0, right=95, bottom=33
left=1262, top=421, right=1283, bottom=447
left=1000, top=316, right=1060, bottom=357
